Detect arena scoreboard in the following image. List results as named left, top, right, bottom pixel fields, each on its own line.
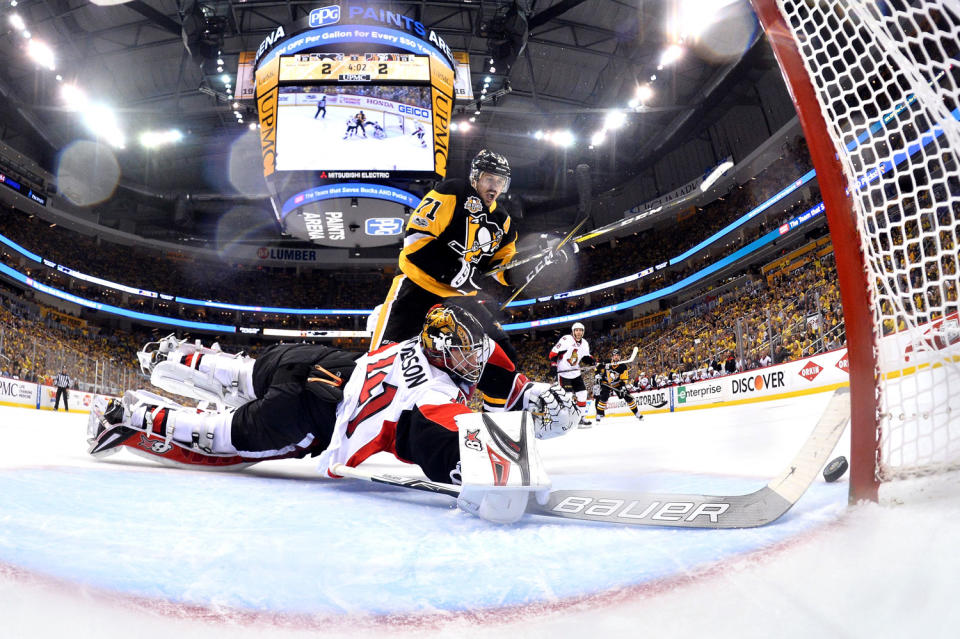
left=253, top=3, right=460, bottom=248
left=280, top=53, right=431, bottom=83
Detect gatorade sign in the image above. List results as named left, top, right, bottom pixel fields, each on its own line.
left=731, top=371, right=786, bottom=394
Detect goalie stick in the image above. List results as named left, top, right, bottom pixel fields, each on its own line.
left=331, top=387, right=851, bottom=529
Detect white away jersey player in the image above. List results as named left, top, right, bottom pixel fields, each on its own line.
left=550, top=334, right=590, bottom=379
left=318, top=338, right=470, bottom=475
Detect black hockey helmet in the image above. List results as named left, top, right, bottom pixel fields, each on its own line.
left=611, top=348, right=621, bottom=360
left=420, top=303, right=490, bottom=384
left=470, top=149, right=511, bottom=193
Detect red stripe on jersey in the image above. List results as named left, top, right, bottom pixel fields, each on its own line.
left=505, top=373, right=530, bottom=411
left=419, top=403, right=473, bottom=432
left=345, top=420, right=399, bottom=469
left=366, top=342, right=395, bottom=357
left=486, top=342, right=516, bottom=372
left=182, top=353, right=202, bottom=368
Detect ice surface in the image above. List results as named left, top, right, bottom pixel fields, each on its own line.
left=1, top=392, right=958, bottom=638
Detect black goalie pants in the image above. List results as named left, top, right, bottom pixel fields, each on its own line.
left=229, top=344, right=357, bottom=457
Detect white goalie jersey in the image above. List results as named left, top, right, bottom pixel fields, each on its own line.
left=318, top=338, right=470, bottom=475
left=549, top=335, right=590, bottom=379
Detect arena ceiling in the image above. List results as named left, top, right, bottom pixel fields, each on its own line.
left=0, top=0, right=764, bottom=239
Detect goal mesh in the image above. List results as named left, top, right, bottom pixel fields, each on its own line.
left=767, top=0, right=960, bottom=481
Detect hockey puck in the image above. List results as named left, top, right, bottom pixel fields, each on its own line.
left=823, top=456, right=849, bottom=483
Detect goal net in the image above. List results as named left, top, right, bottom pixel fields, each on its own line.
left=753, top=0, right=960, bottom=499
left=383, top=111, right=405, bottom=136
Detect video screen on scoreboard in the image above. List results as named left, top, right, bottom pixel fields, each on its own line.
left=274, top=53, right=435, bottom=174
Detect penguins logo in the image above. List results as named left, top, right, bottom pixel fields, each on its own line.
left=449, top=212, right=504, bottom=265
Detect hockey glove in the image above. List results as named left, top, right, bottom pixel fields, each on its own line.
left=549, top=363, right=558, bottom=378
left=526, top=383, right=578, bottom=440
left=580, top=355, right=595, bottom=367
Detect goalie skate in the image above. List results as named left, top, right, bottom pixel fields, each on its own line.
left=138, top=334, right=255, bottom=409
left=87, top=390, right=253, bottom=470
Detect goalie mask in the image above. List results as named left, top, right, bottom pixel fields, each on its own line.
left=469, top=149, right=511, bottom=194
left=420, top=303, right=490, bottom=385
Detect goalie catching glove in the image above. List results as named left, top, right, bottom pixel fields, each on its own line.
left=523, top=383, right=579, bottom=439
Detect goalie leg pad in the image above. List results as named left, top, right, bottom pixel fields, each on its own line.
left=454, top=411, right=552, bottom=524
left=150, top=353, right=255, bottom=409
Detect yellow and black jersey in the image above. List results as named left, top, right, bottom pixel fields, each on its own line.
left=603, top=362, right=630, bottom=388
left=399, top=178, right=517, bottom=297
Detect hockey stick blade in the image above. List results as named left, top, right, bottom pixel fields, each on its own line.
left=529, top=388, right=850, bottom=528
left=331, top=388, right=850, bottom=528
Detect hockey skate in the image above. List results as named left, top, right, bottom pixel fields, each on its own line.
left=86, top=394, right=129, bottom=458
left=87, top=390, right=173, bottom=458
left=577, top=416, right=593, bottom=429
left=87, top=390, right=254, bottom=470
left=137, top=334, right=255, bottom=409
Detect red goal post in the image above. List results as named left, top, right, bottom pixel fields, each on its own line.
left=751, top=0, right=960, bottom=502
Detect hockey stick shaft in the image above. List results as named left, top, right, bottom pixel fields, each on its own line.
left=331, top=463, right=461, bottom=498
left=485, top=163, right=593, bottom=280
left=330, top=389, right=849, bottom=528
left=497, top=215, right=590, bottom=310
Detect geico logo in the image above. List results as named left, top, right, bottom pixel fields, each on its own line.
left=308, top=5, right=341, bottom=28
left=398, top=104, right=430, bottom=118
left=732, top=371, right=785, bottom=393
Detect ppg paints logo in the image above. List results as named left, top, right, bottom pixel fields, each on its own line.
left=365, top=218, right=404, bottom=235
left=309, top=5, right=341, bottom=27
left=731, top=371, right=785, bottom=394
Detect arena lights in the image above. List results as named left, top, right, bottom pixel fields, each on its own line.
left=660, top=43, right=684, bottom=67
left=552, top=130, right=575, bottom=148
left=8, top=13, right=24, bottom=30
left=672, top=0, right=740, bottom=41
left=139, top=129, right=183, bottom=149
left=26, top=39, right=55, bottom=70
left=604, top=110, right=627, bottom=129
left=60, top=83, right=88, bottom=109
left=590, top=130, right=606, bottom=147
left=59, top=86, right=125, bottom=148
left=81, top=103, right=125, bottom=149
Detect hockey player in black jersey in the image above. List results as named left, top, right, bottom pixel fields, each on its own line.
left=596, top=349, right=642, bottom=421
left=369, top=149, right=523, bottom=412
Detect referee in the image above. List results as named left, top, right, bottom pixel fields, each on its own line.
left=54, top=368, right=71, bottom=412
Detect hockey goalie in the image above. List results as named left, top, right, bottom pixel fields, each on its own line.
left=87, top=303, right=580, bottom=524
